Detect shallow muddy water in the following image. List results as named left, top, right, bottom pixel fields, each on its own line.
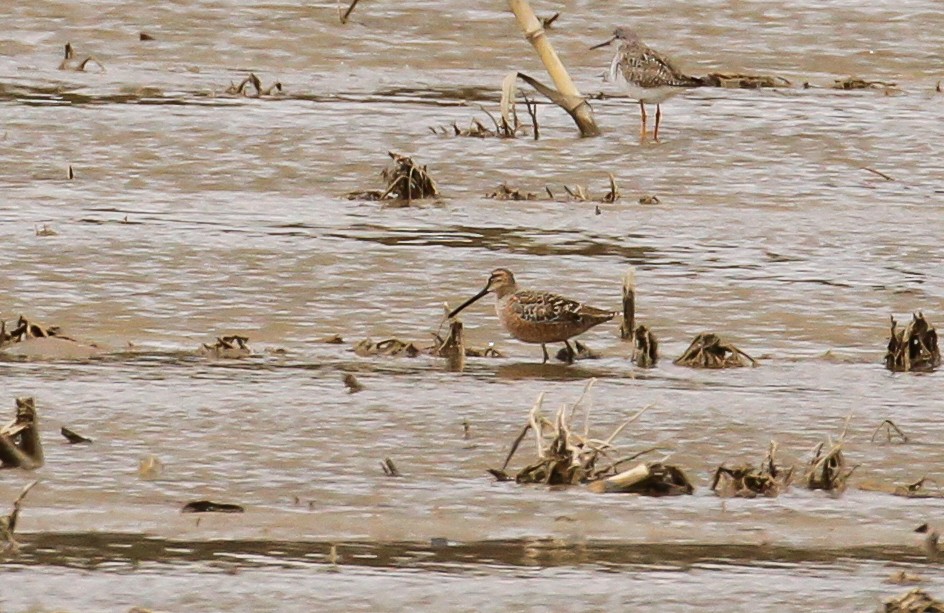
left=2, top=1, right=944, bottom=611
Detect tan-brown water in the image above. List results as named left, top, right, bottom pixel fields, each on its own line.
left=2, top=1, right=944, bottom=611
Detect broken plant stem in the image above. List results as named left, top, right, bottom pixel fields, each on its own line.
left=505, top=0, right=600, bottom=136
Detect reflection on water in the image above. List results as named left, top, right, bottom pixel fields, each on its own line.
left=2, top=0, right=944, bottom=610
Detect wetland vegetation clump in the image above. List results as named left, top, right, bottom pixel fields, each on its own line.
left=0, top=315, right=62, bottom=347
left=832, top=76, right=897, bottom=90
left=488, top=381, right=692, bottom=495
left=893, top=476, right=944, bottom=499
left=346, top=151, right=439, bottom=204
left=0, top=398, right=44, bottom=470
left=632, top=326, right=658, bottom=368
left=883, top=588, right=944, bottom=613
left=710, top=442, right=794, bottom=498
left=431, top=97, right=538, bottom=139
left=199, top=335, right=252, bottom=358
left=618, top=267, right=658, bottom=367
left=805, top=437, right=855, bottom=493
left=885, top=313, right=940, bottom=372
left=485, top=183, right=538, bottom=201
left=57, top=42, right=104, bottom=72
left=354, top=338, right=423, bottom=358
left=698, top=73, right=791, bottom=88
left=673, top=333, right=757, bottom=368
left=354, top=325, right=503, bottom=363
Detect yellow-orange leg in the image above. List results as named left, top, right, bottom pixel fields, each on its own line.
left=638, top=100, right=647, bottom=141
left=653, top=104, right=662, bottom=142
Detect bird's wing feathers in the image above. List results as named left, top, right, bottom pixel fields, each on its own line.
left=617, top=42, right=699, bottom=88
left=512, top=291, right=612, bottom=324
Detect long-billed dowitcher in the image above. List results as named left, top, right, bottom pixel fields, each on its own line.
left=447, top=268, right=615, bottom=363
left=591, top=27, right=703, bottom=141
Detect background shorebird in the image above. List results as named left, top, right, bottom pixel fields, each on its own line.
left=591, top=27, right=703, bottom=141
left=447, top=268, right=615, bottom=364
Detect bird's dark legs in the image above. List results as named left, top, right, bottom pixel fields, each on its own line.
left=541, top=343, right=549, bottom=364
left=638, top=101, right=647, bottom=141
left=653, top=104, right=662, bottom=142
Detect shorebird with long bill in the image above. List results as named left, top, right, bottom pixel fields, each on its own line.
left=447, top=268, right=615, bottom=364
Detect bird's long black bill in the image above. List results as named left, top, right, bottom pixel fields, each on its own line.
left=447, top=287, right=490, bottom=319
left=589, top=36, right=616, bottom=51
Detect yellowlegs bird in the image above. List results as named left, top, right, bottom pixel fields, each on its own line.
left=447, top=268, right=615, bottom=363
left=591, top=27, right=703, bottom=141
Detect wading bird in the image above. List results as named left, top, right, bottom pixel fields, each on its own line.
left=447, top=268, right=615, bottom=363
left=590, top=27, right=703, bottom=141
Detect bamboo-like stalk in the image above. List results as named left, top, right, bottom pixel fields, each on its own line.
left=506, top=0, right=601, bottom=137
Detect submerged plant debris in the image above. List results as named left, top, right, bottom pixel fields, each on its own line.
left=354, top=338, right=423, bottom=358
left=485, top=183, right=537, bottom=201
left=0, top=315, right=63, bottom=348
left=674, top=333, right=757, bottom=368
left=199, top=335, right=252, bottom=358
left=711, top=442, right=794, bottom=498
left=554, top=340, right=599, bottom=362
left=355, top=327, right=503, bottom=362
left=885, top=313, right=940, bottom=372
left=181, top=500, right=245, bottom=513
left=346, top=151, right=439, bottom=204
left=699, top=73, right=791, bottom=88
left=833, top=76, right=897, bottom=90
left=883, top=588, right=944, bottom=613
left=805, top=421, right=856, bottom=493
left=633, top=325, right=659, bottom=368
left=893, top=476, right=943, bottom=499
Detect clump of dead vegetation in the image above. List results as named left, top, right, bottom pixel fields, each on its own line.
left=711, top=442, right=794, bottom=498
left=346, top=151, right=439, bottom=204
left=488, top=381, right=692, bottom=495
left=883, top=588, right=944, bottom=613
left=885, top=313, right=940, bottom=372
left=699, top=73, right=791, bottom=88
left=58, top=42, right=104, bottom=72
left=674, top=333, right=756, bottom=368
left=431, top=97, right=539, bottom=139
left=0, top=315, right=62, bottom=348
left=353, top=329, right=502, bottom=365
left=484, top=175, right=621, bottom=204
left=617, top=267, right=659, bottom=368
left=224, top=72, right=283, bottom=97
left=198, top=335, right=252, bottom=358
left=893, top=476, right=943, bottom=499
left=805, top=419, right=856, bottom=493
left=485, top=183, right=538, bottom=201
left=0, top=398, right=44, bottom=470
left=832, top=76, right=897, bottom=90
